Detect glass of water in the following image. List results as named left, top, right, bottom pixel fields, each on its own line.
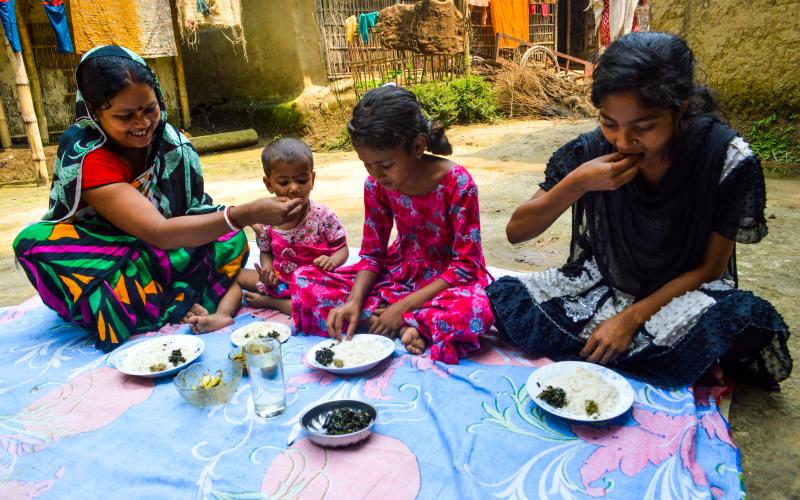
left=244, top=337, right=286, bottom=418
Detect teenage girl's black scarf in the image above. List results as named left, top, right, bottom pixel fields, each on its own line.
left=568, top=114, right=737, bottom=299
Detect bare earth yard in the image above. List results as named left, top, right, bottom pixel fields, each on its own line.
left=0, top=119, right=797, bottom=497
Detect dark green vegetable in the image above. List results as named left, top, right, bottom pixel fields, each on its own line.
left=315, top=347, right=335, bottom=366
left=585, top=400, right=599, bottom=417
left=168, top=349, right=186, bottom=366
left=267, top=330, right=281, bottom=339
left=538, top=385, right=567, bottom=408
left=323, top=407, right=372, bottom=435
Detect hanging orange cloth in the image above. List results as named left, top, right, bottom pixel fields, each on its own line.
left=490, top=0, right=529, bottom=49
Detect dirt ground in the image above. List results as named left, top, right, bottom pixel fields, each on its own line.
left=0, top=119, right=797, bottom=497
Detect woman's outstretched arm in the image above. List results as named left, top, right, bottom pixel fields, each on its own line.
left=82, top=182, right=303, bottom=250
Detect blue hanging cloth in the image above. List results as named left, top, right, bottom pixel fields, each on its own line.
left=358, top=11, right=379, bottom=44
left=0, top=0, right=22, bottom=52
left=40, top=0, right=73, bottom=53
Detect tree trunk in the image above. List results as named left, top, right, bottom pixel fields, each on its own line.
left=16, top=5, right=49, bottom=145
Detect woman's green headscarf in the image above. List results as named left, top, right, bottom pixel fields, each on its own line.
left=42, top=45, right=220, bottom=222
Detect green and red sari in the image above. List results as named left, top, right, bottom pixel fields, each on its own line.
left=13, top=46, right=248, bottom=351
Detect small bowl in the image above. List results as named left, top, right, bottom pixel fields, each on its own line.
left=228, top=347, right=248, bottom=374
left=300, top=400, right=377, bottom=448
left=174, top=359, right=242, bottom=407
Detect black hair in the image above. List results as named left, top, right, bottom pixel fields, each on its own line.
left=591, top=32, right=715, bottom=120
left=260, top=137, right=314, bottom=176
left=347, top=85, right=453, bottom=155
left=77, top=56, right=155, bottom=114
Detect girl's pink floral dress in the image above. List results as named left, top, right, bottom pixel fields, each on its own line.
left=291, top=165, right=494, bottom=364
left=256, top=199, right=346, bottom=298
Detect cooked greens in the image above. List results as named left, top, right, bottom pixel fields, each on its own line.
left=538, top=385, right=567, bottom=408
left=323, top=407, right=372, bottom=435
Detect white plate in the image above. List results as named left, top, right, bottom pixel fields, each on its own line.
left=305, top=334, right=396, bottom=375
left=230, top=321, right=292, bottom=347
left=526, top=361, right=634, bottom=422
left=108, top=335, right=204, bottom=378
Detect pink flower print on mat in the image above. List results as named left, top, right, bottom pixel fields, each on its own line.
left=572, top=407, right=710, bottom=496
left=19, top=367, right=153, bottom=441
left=0, top=296, right=44, bottom=324
left=261, top=434, right=420, bottom=498
left=0, top=467, right=64, bottom=499
left=364, top=354, right=451, bottom=400
left=286, top=369, right=337, bottom=394
left=0, top=434, right=47, bottom=458
left=471, top=332, right=551, bottom=368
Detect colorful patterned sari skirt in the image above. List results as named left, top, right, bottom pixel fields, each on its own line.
left=13, top=219, right=248, bottom=351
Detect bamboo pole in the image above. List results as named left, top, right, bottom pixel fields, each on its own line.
left=168, top=0, right=192, bottom=129
left=0, top=91, right=12, bottom=150
left=15, top=4, right=48, bottom=144
left=4, top=39, right=47, bottom=185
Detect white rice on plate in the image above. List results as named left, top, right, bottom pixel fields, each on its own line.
left=239, top=323, right=282, bottom=342
left=539, top=367, right=620, bottom=419
left=126, top=338, right=199, bottom=373
left=320, top=338, right=386, bottom=367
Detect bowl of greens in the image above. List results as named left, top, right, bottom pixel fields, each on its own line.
left=300, top=399, right=377, bottom=448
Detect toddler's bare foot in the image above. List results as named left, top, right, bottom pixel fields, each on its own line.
left=182, top=303, right=209, bottom=322
left=186, top=313, right=234, bottom=333
left=243, top=291, right=275, bottom=309
left=400, top=326, right=427, bottom=355
left=243, top=291, right=292, bottom=316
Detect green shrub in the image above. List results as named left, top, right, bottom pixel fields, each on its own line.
left=747, top=114, right=800, bottom=165
left=412, top=76, right=501, bottom=126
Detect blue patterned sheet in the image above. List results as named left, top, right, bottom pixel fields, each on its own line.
left=1, top=274, right=743, bottom=499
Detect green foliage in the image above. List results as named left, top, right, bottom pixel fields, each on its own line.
left=320, top=127, right=353, bottom=151
left=412, top=76, right=502, bottom=126
left=747, top=114, right=800, bottom=165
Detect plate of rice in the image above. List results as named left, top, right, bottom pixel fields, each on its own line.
left=305, top=334, right=396, bottom=375
left=230, top=321, right=292, bottom=347
left=526, top=361, right=634, bottom=421
left=107, top=335, right=204, bottom=378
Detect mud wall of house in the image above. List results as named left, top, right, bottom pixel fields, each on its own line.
left=0, top=2, right=181, bottom=140
left=180, top=0, right=328, bottom=110
left=650, top=0, right=800, bottom=117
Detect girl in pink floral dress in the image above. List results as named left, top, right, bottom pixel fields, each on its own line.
left=292, top=86, right=494, bottom=364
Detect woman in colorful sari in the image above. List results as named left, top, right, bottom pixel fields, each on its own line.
left=13, top=46, right=302, bottom=352
left=487, top=33, right=792, bottom=389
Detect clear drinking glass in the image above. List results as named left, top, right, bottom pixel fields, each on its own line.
left=244, top=337, right=286, bottom=418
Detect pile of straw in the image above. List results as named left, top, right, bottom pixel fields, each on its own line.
left=494, top=64, right=595, bottom=119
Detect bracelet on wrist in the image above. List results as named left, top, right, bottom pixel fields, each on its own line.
left=223, top=206, right=242, bottom=231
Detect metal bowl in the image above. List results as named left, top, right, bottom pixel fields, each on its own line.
left=174, top=359, right=242, bottom=407
left=300, top=400, right=377, bottom=448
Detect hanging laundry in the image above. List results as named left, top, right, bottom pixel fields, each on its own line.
left=0, top=0, right=22, bottom=52
left=592, top=0, right=639, bottom=47
left=468, top=0, right=489, bottom=25
left=196, top=0, right=211, bottom=16
left=41, top=0, right=73, bottom=53
left=358, top=11, right=379, bottom=44
left=71, top=0, right=177, bottom=57
left=344, top=15, right=357, bottom=44
left=489, top=0, right=528, bottom=49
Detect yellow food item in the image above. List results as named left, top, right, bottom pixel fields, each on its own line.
left=197, top=372, right=223, bottom=389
